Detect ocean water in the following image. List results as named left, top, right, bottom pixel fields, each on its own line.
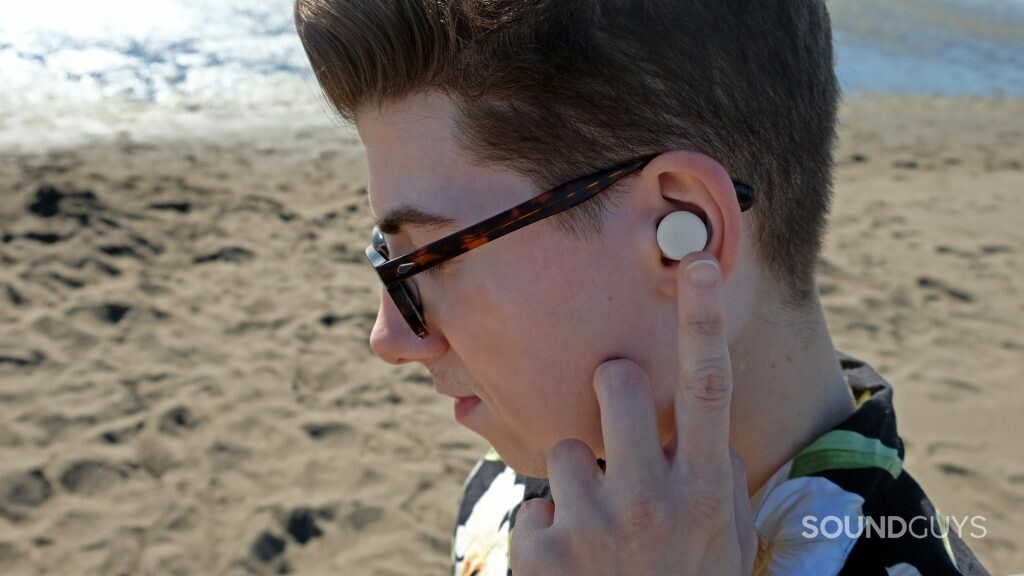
left=0, top=0, right=309, bottom=108
left=0, top=0, right=1022, bottom=110
left=829, top=0, right=1024, bottom=97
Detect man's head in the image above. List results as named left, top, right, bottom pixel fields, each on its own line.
left=294, top=0, right=840, bottom=477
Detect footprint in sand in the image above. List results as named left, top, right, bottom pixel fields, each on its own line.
left=0, top=468, right=53, bottom=508
left=68, top=302, right=132, bottom=325
left=925, top=441, right=988, bottom=482
left=192, top=246, right=255, bottom=265
left=284, top=507, right=327, bottom=545
left=924, top=377, right=983, bottom=403
left=99, top=420, right=145, bottom=445
left=302, top=420, right=355, bottom=443
left=157, top=405, right=199, bottom=435
left=0, top=348, right=47, bottom=370
left=58, top=459, right=130, bottom=496
left=251, top=530, right=287, bottom=563
left=917, top=276, right=974, bottom=303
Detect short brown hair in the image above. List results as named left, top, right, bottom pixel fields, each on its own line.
left=294, top=0, right=840, bottom=309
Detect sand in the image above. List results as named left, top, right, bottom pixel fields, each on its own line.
left=0, top=94, right=1022, bottom=575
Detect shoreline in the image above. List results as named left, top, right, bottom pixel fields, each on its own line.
left=2, top=90, right=1024, bottom=153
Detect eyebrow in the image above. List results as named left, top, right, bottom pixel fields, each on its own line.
left=374, top=205, right=460, bottom=235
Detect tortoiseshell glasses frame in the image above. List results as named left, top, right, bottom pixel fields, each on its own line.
left=364, top=153, right=756, bottom=339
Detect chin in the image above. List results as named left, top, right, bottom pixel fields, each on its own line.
left=508, top=458, right=550, bottom=479
left=489, top=441, right=552, bottom=479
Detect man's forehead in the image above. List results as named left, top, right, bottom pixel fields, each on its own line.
left=357, top=94, right=466, bottom=232
left=357, top=92, right=537, bottom=236
left=368, top=165, right=529, bottom=236
left=365, top=157, right=543, bottom=239
left=364, top=154, right=474, bottom=235
left=365, top=156, right=544, bottom=238
left=355, top=91, right=457, bottom=148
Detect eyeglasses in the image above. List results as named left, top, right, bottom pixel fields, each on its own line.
left=364, top=153, right=756, bottom=338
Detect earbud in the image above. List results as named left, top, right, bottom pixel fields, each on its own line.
left=656, top=211, right=708, bottom=261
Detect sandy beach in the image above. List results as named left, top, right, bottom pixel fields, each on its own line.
left=0, top=93, right=1022, bottom=574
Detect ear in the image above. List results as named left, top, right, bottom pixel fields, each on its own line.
left=636, top=150, right=744, bottom=298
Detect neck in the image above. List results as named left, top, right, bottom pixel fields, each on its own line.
left=729, top=283, right=857, bottom=497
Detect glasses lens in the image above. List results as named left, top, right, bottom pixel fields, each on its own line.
left=370, top=228, right=428, bottom=337
left=404, top=277, right=422, bottom=308
left=388, top=282, right=427, bottom=337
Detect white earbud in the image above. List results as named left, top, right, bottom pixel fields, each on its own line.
left=656, top=211, right=708, bottom=261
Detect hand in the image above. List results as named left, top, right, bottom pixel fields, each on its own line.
left=510, top=252, right=757, bottom=575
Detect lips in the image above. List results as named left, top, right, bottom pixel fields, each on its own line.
left=454, top=395, right=482, bottom=422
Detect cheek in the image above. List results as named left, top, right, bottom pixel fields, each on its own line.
left=443, top=238, right=608, bottom=442
left=448, top=231, right=581, bottom=352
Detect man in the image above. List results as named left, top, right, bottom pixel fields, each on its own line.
left=293, top=1, right=990, bottom=574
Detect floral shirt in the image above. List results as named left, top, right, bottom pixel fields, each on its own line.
left=449, top=350, right=990, bottom=576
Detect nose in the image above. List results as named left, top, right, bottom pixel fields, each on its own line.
left=369, top=286, right=447, bottom=365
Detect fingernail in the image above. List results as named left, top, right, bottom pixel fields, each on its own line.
left=686, top=259, right=720, bottom=286
left=594, top=358, right=645, bottom=392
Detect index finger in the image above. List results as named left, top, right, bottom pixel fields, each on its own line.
left=673, top=252, right=734, bottom=480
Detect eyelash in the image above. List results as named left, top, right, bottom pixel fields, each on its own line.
left=422, top=259, right=454, bottom=278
